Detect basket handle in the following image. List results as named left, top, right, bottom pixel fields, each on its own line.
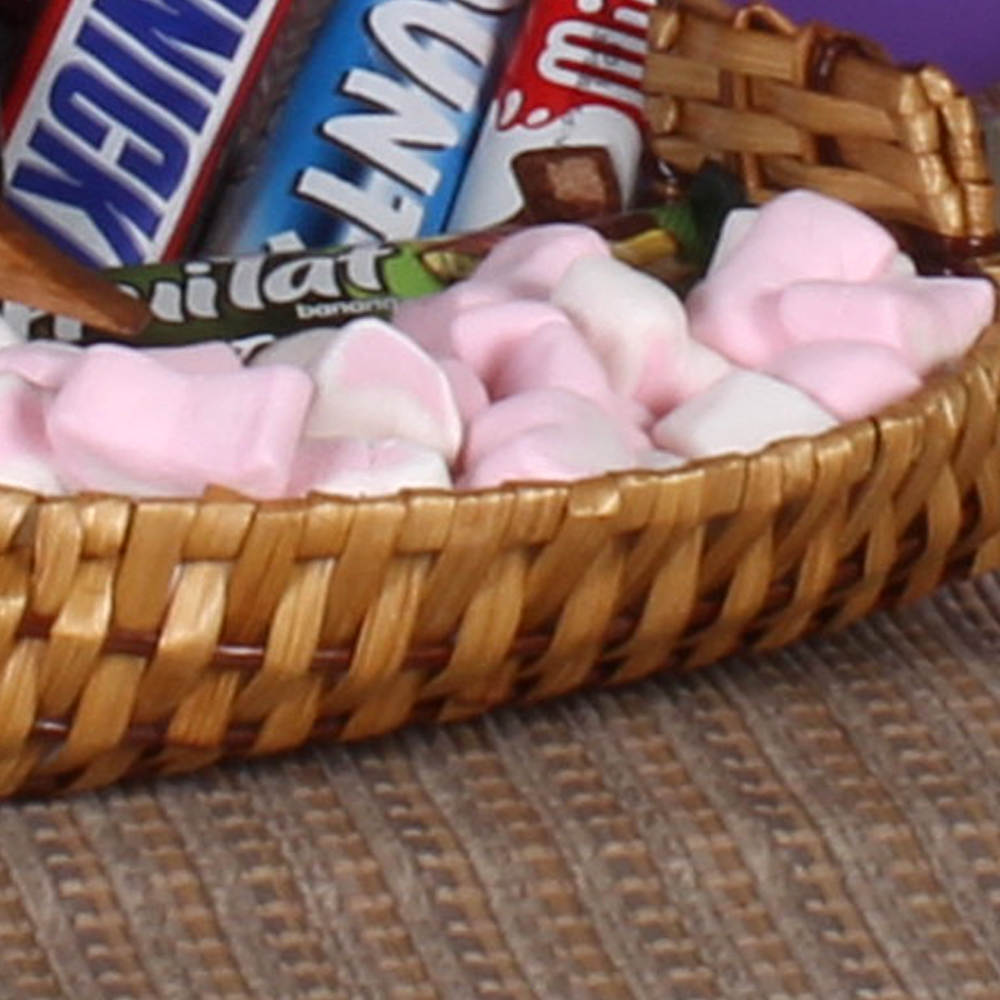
left=644, top=0, right=1000, bottom=275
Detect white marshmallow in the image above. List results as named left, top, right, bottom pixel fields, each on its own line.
left=635, top=448, right=687, bottom=472
left=253, top=317, right=464, bottom=461
left=651, top=370, right=838, bottom=459
left=707, top=207, right=760, bottom=273
left=290, top=437, right=452, bottom=498
left=471, top=224, right=611, bottom=298
left=551, top=254, right=690, bottom=408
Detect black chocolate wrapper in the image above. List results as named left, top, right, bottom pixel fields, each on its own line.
left=0, top=202, right=706, bottom=349
left=687, top=164, right=753, bottom=269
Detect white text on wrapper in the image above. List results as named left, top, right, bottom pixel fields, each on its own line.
left=4, top=0, right=284, bottom=268
left=288, top=0, right=520, bottom=244
left=147, top=244, right=395, bottom=323
left=0, top=242, right=398, bottom=342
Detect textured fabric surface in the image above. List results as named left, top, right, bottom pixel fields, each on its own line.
left=4, top=574, right=1000, bottom=998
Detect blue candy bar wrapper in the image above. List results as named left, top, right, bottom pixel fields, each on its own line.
left=211, top=0, right=527, bottom=255
left=2, top=0, right=296, bottom=269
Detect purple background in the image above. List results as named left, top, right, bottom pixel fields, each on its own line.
left=777, top=1, right=998, bottom=93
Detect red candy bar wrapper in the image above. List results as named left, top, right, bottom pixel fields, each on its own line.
left=446, top=0, right=653, bottom=232
left=1, top=0, right=296, bottom=269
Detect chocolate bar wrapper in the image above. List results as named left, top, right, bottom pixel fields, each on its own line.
left=0, top=203, right=701, bottom=351
left=207, top=0, right=526, bottom=257
left=447, top=0, right=652, bottom=232
left=1, top=0, right=296, bottom=269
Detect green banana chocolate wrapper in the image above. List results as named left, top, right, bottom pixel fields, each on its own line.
left=3, top=202, right=705, bottom=351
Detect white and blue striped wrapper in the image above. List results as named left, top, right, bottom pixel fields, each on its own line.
left=211, top=0, right=526, bottom=255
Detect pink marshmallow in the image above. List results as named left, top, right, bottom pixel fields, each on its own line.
left=460, top=421, right=635, bottom=490
left=739, top=189, right=900, bottom=281
left=462, top=388, right=635, bottom=471
left=707, top=208, right=911, bottom=284
left=143, top=341, right=243, bottom=374
left=46, top=345, right=313, bottom=498
left=289, top=437, right=452, bottom=498
left=765, top=341, right=922, bottom=421
left=551, top=254, right=690, bottom=410
left=488, top=321, right=655, bottom=449
left=688, top=190, right=900, bottom=365
left=775, top=275, right=995, bottom=373
left=438, top=358, right=489, bottom=422
left=651, top=370, right=838, bottom=459
left=470, top=224, right=611, bottom=299
left=604, top=398, right=655, bottom=454
left=0, top=340, right=81, bottom=390
left=448, top=300, right=569, bottom=379
left=911, top=276, right=996, bottom=364
left=254, top=317, right=464, bottom=461
left=0, top=340, right=244, bottom=394
left=490, top=320, right=613, bottom=402
left=0, top=374, right=62, bottom=495
left=391, top=281, right=505, bottom=357
left=633, top=339, right=734, bottom=415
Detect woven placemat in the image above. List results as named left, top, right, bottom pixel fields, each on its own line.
left=3, top=571, right=1000, bottom=999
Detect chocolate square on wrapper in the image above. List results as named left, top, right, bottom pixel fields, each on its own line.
left=513, top=146, right=623, bottom=224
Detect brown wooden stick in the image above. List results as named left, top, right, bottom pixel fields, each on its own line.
left=0, top=203, right=150, bottom=336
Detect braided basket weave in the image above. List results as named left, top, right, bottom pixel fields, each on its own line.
left=2, top=0, right=999, bottom=799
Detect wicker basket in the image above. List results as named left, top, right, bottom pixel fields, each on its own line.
left=2, top=0, right=999, bottom=799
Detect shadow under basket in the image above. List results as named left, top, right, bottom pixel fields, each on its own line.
left=4, top=0, right=1000, bottom=799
